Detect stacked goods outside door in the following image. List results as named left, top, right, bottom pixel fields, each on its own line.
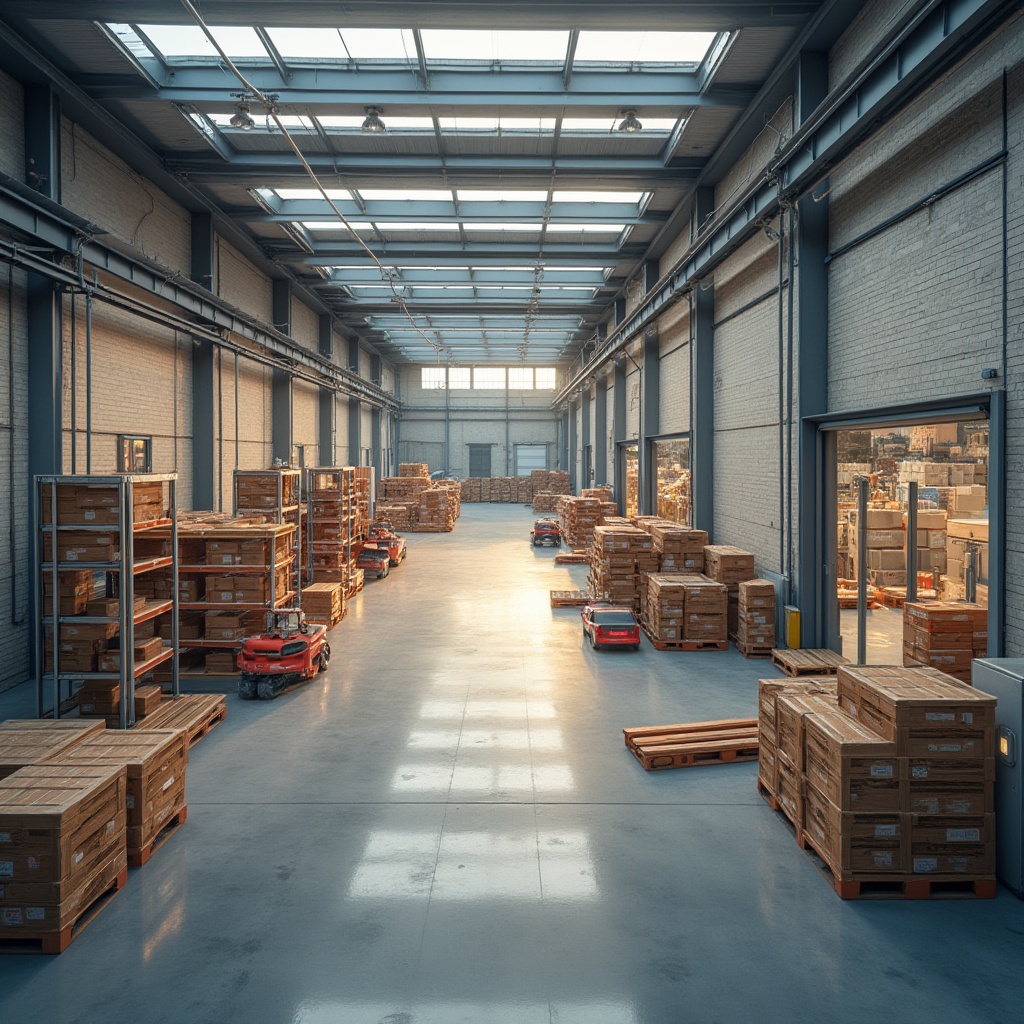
left=36, top=475, right=179, bottom=728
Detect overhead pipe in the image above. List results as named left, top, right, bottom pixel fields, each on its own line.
left=7, top=263, right=24, bottom=627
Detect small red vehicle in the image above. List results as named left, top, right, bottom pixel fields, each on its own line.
left=531, top=518, right=561, bottom=547
left=237, top=609, right=330, bottom=700
left=367, top=521, right=408, bottom=566
left=356, top=544, right=391, bottom=579
left=581, top=604, right=641, bottom=650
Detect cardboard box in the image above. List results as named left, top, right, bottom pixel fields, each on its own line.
left=702, top=546, right=755, bottom=583
left=867, top=549, right=905, bottom=571
left=803, top=784, right=906, bottom=875
left=775, top=693, right=840, bottom=771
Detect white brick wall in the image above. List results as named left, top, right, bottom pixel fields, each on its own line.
left=0, top=266, right=30, bottom=691
left=657, top=298, right=690, bottom=434
left=0, top=71, right=25, bottom=182
left=61, top=120, right=191, bottom=275
left=224, top=356, right=273, bottom=507
left=293, top=381, right=319, bottom=457
left=715, top=100, right=793, bottom=217
left=216, top=237, right=273, bottom=323
left=292, top=300, right=319, bottom=353
left=625, top=360, right=641, bottom=440
left=334, top=394, right=350, bottom=462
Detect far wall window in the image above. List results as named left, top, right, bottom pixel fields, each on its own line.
left=118, top=434, right=152, bottom=473
left=473, top=367, right=506, bottom=389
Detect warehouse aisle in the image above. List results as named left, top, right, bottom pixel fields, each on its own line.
left=0, top=505, right=1021, bottom=1024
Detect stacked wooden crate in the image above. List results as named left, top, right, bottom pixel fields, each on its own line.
left=640, top=574, right=689, bottom=643
left=735, top=579, right=777, bottom=654
left=412, top=486, right=458, bottom=532
left=234, top=469, right=302, bottom=600
left=559, top=496, right=604, bottom=549
left=849, top=507, right=906, bottom=588
left=487, top=477, right=514, bottom=503
left=645, top=522, right=706, bottom=573
left=374, top=502, right=415, bottom=530
left=513, top=477, right=534, bottom=503
left=905, top=509, right=947, bottom=578
left=380, top=476, right=432, bottom=502
left=703, top=545, right=756, bottom=636
left=588, top=526, right=657, bottom=608
left=0, top=762, right=128, bottom=951
left=309, top=467, right=355, bottom=600
left=531, top=469, right=571, bottom=494
left=532, top=492, right=561, bottom=513
left=460, top=478, right=483, bottom=503
left=761, top=664, right=998, bottom=897
left=45, top=728, right=188, bottom=867
left=944, top=518, right=989, bottom=604
left=399, top=463, right=429, bottom=478
left=902, top=601, right=987, bottom=684
left=302, top=582, right=344, bottom=629
left=582, top=486, right=613, bottom=502
left=677, top=575, right=728, bottom=646
left=353, top=467, right=373, bottom=542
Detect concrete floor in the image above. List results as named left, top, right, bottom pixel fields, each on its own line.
left=0, top=504, right=1022, bottom=1023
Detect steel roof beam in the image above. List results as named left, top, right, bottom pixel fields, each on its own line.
left=85, top=67, right=756, bottom=110
left=326, top=270, right=607, bottom=284
left=28, top=2, right=821, bottom=29
left=282, top=244, right=645, bottom=264
left=239, top=201, right=657, bottom=221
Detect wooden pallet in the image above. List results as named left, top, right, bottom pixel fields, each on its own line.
left=0, top=866, right=128, bottom=954
left=756, top=775, right=781, bottom=812
left=730, top=634, right=773, bottom=659
left=129, top=804, right=188, bottom=868
left=770, top=648, right=849, bottom=677
left=143, top=694, right=227, bottom=748
left=641, top=625, right=727, bottom=652
left=554, top=550, right=589, bottom=565
left=550, top=589, right=592, bottom=608
left=878, top=586, right=938, bottom=608
left=624, top=718, right=758, bottom=771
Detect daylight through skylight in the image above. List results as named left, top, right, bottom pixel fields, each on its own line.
left=420, top=30, right=569, bottom=62
left=573, top=31, right=717, bottom=64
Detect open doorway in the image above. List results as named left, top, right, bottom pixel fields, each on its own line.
left=832, top=418, right=989, bottom=663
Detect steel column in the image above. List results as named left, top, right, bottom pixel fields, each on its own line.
left=271, top=369, right=292, bottom=465
left=692, top=284, right=714, bottom=534
left=612, top=357, right=626, bottom=511
left=581, top=387, right=591, bottom=488
left=641, top=329, right=660, bottom=515
left=593, top=376, right=608, bottom=486
left=190, top=212, right=215, bottom=288
left=568, top=400, right=578, bottom=493
left=318, top=386, right=334, bottom=466
left=191, top=339, right=216, bottom=509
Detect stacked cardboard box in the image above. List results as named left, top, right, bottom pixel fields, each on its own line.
left=848, top=508, right=906, bottom=586
left=398, top=463, right=429, bottom=478
left=0, top=763, right=127, bottom=945
left=833, top=666, right=996, bottom=879
left=513, top=477, right=534, bottom=503
left=559, top=497, right=605, bottom=549
left=736, top=579, right=776, bottom=650
left=589, top=526, right=658, bottom=608
left=640, top=574, right=688, bottom=642
left=677, top=575, right=728, bottom=643
left=412, top=487, right=458, bottom=532
left=0, top=720, right=106, bottom=780
left=703, top=545, right=756, bottom=634
left=757, top=677, right=838, bottom=807
left=530, top=469, right=571, bottom=495
left=532, top=492, right=561, bottom=513
left=309, top=467, right=355, bottom=595
left=300, top=583, right=344, bottom=629
left=40, top=481, right=166, bottom=525
left=374, top=502, right=416, bottom=530
left=903, top=509, right=947, bottom=576
left=903, top=601, right=987, bottom=683
left=460, top=478, right=483, bottom=503
left=645, top=522, right=706, bottom=573
left=380, top=476, right=432, bottom=502
left=775, top=691, right=844, bottom=824
left=45, top=728, right=187, bottom=864
left=582, top=486, right=613, bottom=502
left=944, top=518, right=989, bottom=602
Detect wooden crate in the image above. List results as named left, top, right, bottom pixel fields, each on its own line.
left=0, top=722, right=107, bottom=781
left=44, top=728, right=188, bottom=865
left=0, top=764, right=128, bottom=951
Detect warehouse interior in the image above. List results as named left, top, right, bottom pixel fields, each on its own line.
left=0, top=0, right=1023, bottom=1019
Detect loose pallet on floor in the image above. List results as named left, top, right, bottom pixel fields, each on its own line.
left=0, top=866, right=128, bottom=955
left=549, top=589, right=592, bottom=608
left=554, top=550, right=589, bottom=565
left=129, top=804, right=188, bottom=868
left=770, top=648, right=849, bottom=677
left=143, top=694, right=227, bottom=747
left=623, top=718, right=759, bottom=770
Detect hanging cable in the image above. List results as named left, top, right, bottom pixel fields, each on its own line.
left=179, top=0, right=444, bottom=357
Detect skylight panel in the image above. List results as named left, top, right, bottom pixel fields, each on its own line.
left=559, top=117, right=678, bottom=132
left=302, top=221, right=373, bottom=232
left=552, top=191, right=645, bottom=204
left=264, top=27, right=347, bottom=60
left=379, top=223, right=462, bottom=231
left=421, top=30, right=568, bottom=62
left=337, top=29, right=417, bottom=60
left=315, top=115, right=434, bottom=130
left=276, top=189, right=352, bottom=201
left=359, top=190, right=454, bottom=202
left=546, top=224, right=626, bottom=233
left=136, top=24, right=267, bottom=59
left=438, top=117, right=500, bottom=131
left=462, top=223, right=543, bottom=232
left=457, top=191, right=548, bottom=203
left=574, top=31, right=717, bottom=64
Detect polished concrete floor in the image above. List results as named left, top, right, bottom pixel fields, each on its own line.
left=0, top=505, right=1022, bottom=1024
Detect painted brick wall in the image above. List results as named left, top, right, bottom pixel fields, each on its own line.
left=625, top=360, right=641, bottom=440
left=60, top=121, right=191, bottom=275
left=0, top=71, right=25, bottom=182
left=221, top=356, right=273, bottom=509
left=291, top=300, right=319, bottom=353
left=0, top=266, right=30, bottom=691
left=657, top=298, right=690, bottom=435
left=334, top=394, right=350, bottom=463
left=216, top=237, right=273, bottom=324
left=829, top=0, right=917, bottom=89
left=715, top=100, right=793, bottom=217
left=293, top=381, right=319, bottom=458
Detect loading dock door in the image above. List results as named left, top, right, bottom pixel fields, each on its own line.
left=514, top=444, right=548, bottom=477
left=468, top=444, right=492, bottom=478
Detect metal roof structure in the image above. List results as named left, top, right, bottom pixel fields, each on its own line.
left=0, top=1, right=865, bottom=367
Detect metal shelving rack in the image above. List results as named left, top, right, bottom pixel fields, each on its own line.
left=233, top=468, right=303, bottom=606
left=308, top=467, right=356, bottom=591
left=34, top=473, right=179, bottom=729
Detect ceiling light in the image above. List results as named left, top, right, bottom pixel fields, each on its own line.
left=617, top=109, right=642, bottom=133
left=362, top=107, right=386, bottom=133
left=229, top=102, right=255, bottom=131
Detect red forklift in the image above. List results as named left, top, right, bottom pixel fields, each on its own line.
left=237, top=608, right=331, bottom=700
